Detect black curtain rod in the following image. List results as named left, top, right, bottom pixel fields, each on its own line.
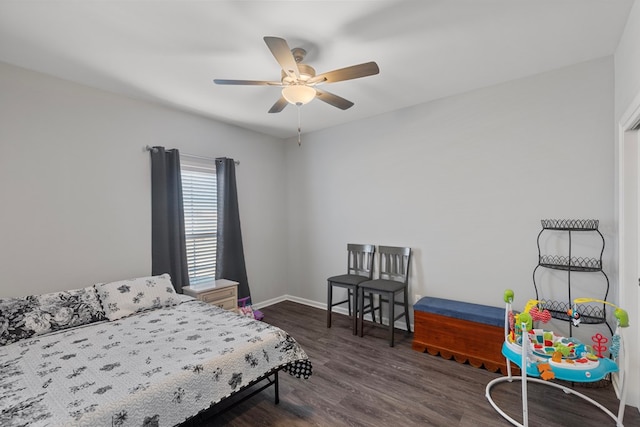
left=144, top=145, right=239, bottom=165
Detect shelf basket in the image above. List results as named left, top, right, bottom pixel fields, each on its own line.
left=540, top=219, right=599, bottom=230
left=538, top=255, right=602, bottom=271
left=538, top=300, right=607, bottom=325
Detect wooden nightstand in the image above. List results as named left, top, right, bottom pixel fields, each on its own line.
left=182, top=279, right=239, bottom=313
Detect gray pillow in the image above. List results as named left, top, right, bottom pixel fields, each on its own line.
left=0, top=286, right=106, bottom=346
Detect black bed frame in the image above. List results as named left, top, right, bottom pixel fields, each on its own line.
left=180, top=367, right=281, bottom=425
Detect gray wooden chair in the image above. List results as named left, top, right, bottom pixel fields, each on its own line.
left=327, top=243, right=376, bottom=335
left=358, top=245, right=412, bottom=346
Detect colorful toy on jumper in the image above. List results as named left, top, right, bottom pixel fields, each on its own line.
left=501, top=290, right=628, bottom=383
left=571, top=298, right=629, bottom=359
left=504, top=291, right=551, bottom=345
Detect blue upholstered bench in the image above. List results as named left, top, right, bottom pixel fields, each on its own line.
left=412, top=297, right=512, bottom=374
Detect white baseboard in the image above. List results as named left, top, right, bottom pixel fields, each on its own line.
left=251, top=295, right=288, bottom=310
left=255, top=295, right=414, bottom=331
left=281, top=294, right=327, bottom=310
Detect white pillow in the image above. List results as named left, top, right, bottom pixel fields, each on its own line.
left=95, top=274, right=180, bottom=321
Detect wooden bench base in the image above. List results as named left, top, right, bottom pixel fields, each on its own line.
left=412, top=310, right=518, bottom=375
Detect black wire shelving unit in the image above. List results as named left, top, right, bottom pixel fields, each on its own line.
left=532, top=219, right=612, bottom=336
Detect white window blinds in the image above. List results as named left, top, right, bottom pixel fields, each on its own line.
left=180, top=159, right=217, bottom=286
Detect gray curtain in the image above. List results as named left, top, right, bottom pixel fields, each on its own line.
left=215, top=157, right=251, bottom=299
left=150, top=146, right=189, bottom=293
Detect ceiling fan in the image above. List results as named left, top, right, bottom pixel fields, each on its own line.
left=213, top=36, right=380, bottom=113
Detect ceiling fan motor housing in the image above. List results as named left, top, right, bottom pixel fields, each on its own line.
left=281, top=63, right=316, bottom=85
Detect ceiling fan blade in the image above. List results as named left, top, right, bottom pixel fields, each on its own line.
left=315, top=89, right=354, bottom=110
left=268, top=97, right=289, bottom=114
left=263, top=36, right=300, bottom=80
left=213, top=79, right=281, bottom=86
left=309, top=61, right=379, bottom=84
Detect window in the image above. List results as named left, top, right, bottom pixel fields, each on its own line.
left=180, top=158, right=217, bottom=286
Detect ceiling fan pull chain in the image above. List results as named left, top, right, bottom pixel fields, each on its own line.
left=297, top=104, right=302, bottom=146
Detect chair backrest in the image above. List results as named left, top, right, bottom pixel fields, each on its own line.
left=378, top=245, right=412, bottom=284
left=346, top=243, right=376, bottom=279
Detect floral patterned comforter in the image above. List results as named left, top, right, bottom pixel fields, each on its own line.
left=0, top=299, right=312, bottom=427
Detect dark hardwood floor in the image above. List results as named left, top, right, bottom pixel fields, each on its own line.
left=202, top=301, right=640, bottom=426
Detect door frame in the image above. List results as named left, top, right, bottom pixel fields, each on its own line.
left=617, top=88, right=640, bottom=410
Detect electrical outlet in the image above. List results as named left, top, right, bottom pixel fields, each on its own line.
left=414, top=294, right=422, bottom=303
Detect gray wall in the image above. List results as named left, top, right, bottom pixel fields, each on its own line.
left=0, top=62, right=288, bottom=303
left=285, top=57, right=615, bottom=313
left=615, top=0, right=640, bottom=120
left=1, top=57, right=615, bottom=310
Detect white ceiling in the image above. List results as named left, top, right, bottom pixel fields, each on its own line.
left=0, top=1, right=634, bottom=139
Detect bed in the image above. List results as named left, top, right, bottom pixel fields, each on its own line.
left=0, top=274, right=312, bottom=426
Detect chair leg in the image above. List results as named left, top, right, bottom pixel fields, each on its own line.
left=404, top=288, right=411, bottom=333
left=358, top=287, right=365, bottom=337
left=375, top=296, right=383, bottom=324
left=388, top=291, right=395, bottom=347
left=352, top=286, right=358, bottom=335
left=326, top=281, right=332, bottom=328
left=347, top=288, right=352, bottom=317
left=370, top=293, right=376, bottom=323
left=360, top=292, right=373, bottom=323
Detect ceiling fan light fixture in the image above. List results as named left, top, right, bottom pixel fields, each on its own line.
left=282, top=85, right=316, bottom=105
